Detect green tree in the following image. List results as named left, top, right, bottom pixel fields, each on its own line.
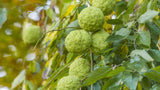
left=0, top=0, right=160, bottom=90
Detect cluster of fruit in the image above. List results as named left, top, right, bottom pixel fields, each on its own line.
left=57, top=0, right=115, bottom=90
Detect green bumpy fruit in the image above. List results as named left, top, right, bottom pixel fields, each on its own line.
left=91, top=30, right=110, bottom=54
left=22, top=25, right=42, bottom=44
left=78, top=7, right=104, bottom=32
left=69, top=58, right=90, bottom=79
left=92, top=0, right=116, bottom=15
left=57, top=75, right=81, bottom=90
left=65, top=30, right=92, bottom=53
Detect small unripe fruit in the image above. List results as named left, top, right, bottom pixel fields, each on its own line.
left=92, top=0, right=116, bottom=15
left=78, top=7, right=104, bottom=32
left=57, top=75, right=81, bottom=90
left=65, top=30, right=92, bottom=53
left=91, top=30, right=110, bottom=54
left=69, top=58, right=90, bottom=79
left=22, top=25, right=42, bottom=44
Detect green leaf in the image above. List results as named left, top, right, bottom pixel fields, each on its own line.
left=123, top=72, right=139, bottom=90
left=115, top=28, right=131, bottom=37
left=46, top=8, right=56, bottom=20
left=106, top=19, right=123, bottom=25
left=106, top=28, right=130, bottom=42
left=148, top=49, right=160, bottom=62
left=29, top=61, right=40, bottom=74
left=63, top=0, right=73, bottom=3
left=152, top=65, right=160, bottom=72
left=137, top=30, right=151, bottom=48
left=138, top=10, right=159, bottom=23
left=61, top=3, right=71, bottom=17
left=106, top=35, right=125, bottom=42
left=83, top=66, right=112, bottom=86
left=130, top=50, right=153, bottom=62
left=125, top=0, right=137, bottom=14
left=122, top=0, right=136, bottom=22
left=141, top=77, right=152, bottom=90
left=65, top=20, right=80, bottom=35
left=144, top=70, right=160, bottom=83
left=136, top=0, right=149, bottom=17
left=153, top=18, right=160, bottom=27
left=11, top=70, right=26, bottom=89
left=150, top=84, right=160, bottom=90
left=115, top=1, right=127, bottom=15
left=127, top=58, right=148, bottom=72
left=102, top=77, right=121, bottom=90
left=147, top=0, right=157, bottom=10
left=0, top=8, right=7, bottom=29
left=106, top=66, right=126, bottom=77
left=146, top=22, right=160, bottom=35
left=24, top=80, right=36, bottom=90
left=78, top=5, right=88, bottom=13
left=127, top=34, right=138, bottom=40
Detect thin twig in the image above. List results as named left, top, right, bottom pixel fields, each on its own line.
left=90, top=50, right=94, bottom=90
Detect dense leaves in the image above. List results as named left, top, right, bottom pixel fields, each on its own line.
left=0, top=0, right=160, bottom=90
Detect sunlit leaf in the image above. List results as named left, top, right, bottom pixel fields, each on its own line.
left=138, top=10, right=159, bottom=23
left=11, top=70, right=26, bottom=89
left=144, top=70, right=160, bottom=83
left=46, top=8, right=56, bottom=20
left=0, top=8, right=7, bottom=29
left=106, top=66, right=126, bottom=77
left=137, top=30, right=151, bottom=48
left=29, top=61, right=40, bottom=74
left=130, top=50, right=153, bottom=62
left=152, top=65, right=160, bottom=72
left=150, top=84, right=160, bottom=90
left=123, top=72, right=139, bottom=90
left=23, top=80, right=36, bottom=90
left=115, top=28, right=130, bottom=37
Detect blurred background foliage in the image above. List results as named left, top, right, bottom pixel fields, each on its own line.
left=0, top=0, right=63, bottom=89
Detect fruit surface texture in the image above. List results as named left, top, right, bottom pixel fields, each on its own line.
left=91, top=30, right=110, bottom=54
left=69, top=58, right=90, bottom=79
left=57, top=75, right=80, bottom=90
left=78, top=7, right=104, bottom=32
left=92, top=0, right=116, bottom=15
left=65, top=30, right=92, bottom=53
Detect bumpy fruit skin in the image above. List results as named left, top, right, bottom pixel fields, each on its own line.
left=92, top=0, right=116, bottom=15
left=65, top=30, right=92, bottom=53
left=78, top=7, right=104, bottom=32
left=69, top=58, right=90, bottom=79
left=91, top=30, right=110, bottom=54
left=57, top=75, right=81, bottom=90
left=22, top=25, right=42, bottom=44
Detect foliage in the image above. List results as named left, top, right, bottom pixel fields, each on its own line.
left=0, top=0, right=160, bottom=90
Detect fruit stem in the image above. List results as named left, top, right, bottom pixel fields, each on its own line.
left=90, top=50, right=94, bottom=90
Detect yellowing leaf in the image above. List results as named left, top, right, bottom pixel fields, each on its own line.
left=64, top=5, right=75, bottom=17
left=103, top=22, right=112, bottom=34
